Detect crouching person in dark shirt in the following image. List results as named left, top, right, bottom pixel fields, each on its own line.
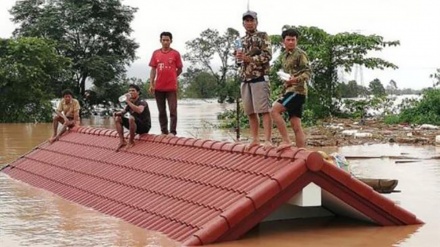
left=113, top=84, right=151, bottom=151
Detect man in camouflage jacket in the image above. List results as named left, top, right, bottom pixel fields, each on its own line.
left=236, top=10, right=273, bottom=150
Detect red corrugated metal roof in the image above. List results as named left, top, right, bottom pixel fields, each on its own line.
left=2, top=126, right=423, bottom=245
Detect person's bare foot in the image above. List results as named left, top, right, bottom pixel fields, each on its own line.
left=124, top=141, right=135, bottom=150
left=167, top=133, right=175, bottom=137
left=116, top=141, right=127, bottom=151
left=244, top=141, right=260, bottom=151
left=48, top=136, right=59, bottom=144
left=276, top=142, right=292, bottom=152
left=262, top=141, right=274, bottom=150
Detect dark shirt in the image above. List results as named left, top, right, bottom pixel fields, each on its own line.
left=124, top=98, right=151, bottom=127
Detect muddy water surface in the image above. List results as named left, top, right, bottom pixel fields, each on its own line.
left=1, top=100, right=439, bottom=246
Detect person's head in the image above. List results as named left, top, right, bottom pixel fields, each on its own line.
left=128, top=84, right=141, bottom=99
left=160, top=31, right=173, bottom=50
left=282, top=28, right=300, bottom=51
left=61, top=89, right=74, bottom=103
left=242, top=10, right=258, bottom=33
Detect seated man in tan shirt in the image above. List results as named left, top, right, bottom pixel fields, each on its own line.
left=49, top=89, right=81, bottom=143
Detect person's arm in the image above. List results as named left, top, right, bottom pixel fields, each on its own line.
left=286, top=53, right=312, bottom=86
left=113, top=110, right=126, bottom=118
left=295, top=54, right=312, bottom=84
left=55, top=100, right=68, bottom=121
left=148, top=51, right=158, bottom=94
left=176, top=52, right=183, bottom=76
left=149, top=67, right=156, bottom=94
left=73, top=101, right=80, bottom=126
left=243, top=32, right=272, bottom=65
left=55, top=109, right=66, bottom=120
left=125, top=100, right=145, bottom=114
left=113, top=104, right=127, bottom=117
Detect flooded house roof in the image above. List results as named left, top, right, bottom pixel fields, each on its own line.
left=1, top=127, right=423, bottom=245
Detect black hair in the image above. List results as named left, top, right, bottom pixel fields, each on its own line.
left=129, top=84, right=141, bottom=93
left=61, top=89, right=73, bottom=97
left=160, top=31, right=173, bottom=41
left=282, top=28, right=300, bottom=40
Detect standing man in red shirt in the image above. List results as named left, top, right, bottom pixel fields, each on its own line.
left=149, top=32, right=183, bottom=136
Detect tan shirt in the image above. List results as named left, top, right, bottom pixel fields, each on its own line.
left=57, top=98, right=80, bottom=118
left=280, top=47, right=312, bottom=95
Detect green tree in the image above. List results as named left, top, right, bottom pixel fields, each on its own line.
left=0, top=37, right=70, bottom=122
left=369, top=78, right=386, bottom=97
left=184, top=28, right=240, bottom=102
left=10, top=0, right=139, bottom=96
left=339, top=80, right=361, bottom=98
left=181, top=68, right=218, bottom=98
left=270, top=26, right=399, bottom=117
left=386, top=79, right=398, bottom=95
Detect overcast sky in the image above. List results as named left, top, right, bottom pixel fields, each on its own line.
left=1, top=0, right=439, bottom=89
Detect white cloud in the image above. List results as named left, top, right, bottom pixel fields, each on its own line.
left=1, top=0, right=439, bottom=89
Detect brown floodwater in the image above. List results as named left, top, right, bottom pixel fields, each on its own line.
left=1, top=99, right=439, bottom=246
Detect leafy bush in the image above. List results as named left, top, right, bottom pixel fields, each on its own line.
left=384, top=89, right=440, bottom=125
left=383, top=114, right=400, bottom=124
left=301, top=109, right=318, bottom=127
left=217, top=104, right=248, bottom=129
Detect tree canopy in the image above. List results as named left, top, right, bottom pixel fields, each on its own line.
left=10, top=0, right=139, bottom=96
left=181, top=68, right=218, bottom=99
left=183, top=28, right=240, bottom=103
left=0, top=37, right=70, bottom=122
left=369, top=78, right=386, bottom=97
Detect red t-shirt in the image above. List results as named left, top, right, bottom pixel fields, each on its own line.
left=149, top=48, right=183, bottom=91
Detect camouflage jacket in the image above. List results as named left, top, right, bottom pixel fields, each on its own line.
left=279, top=47, right=311, bottom=95
left=239, top=30, right=272, bottom=81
